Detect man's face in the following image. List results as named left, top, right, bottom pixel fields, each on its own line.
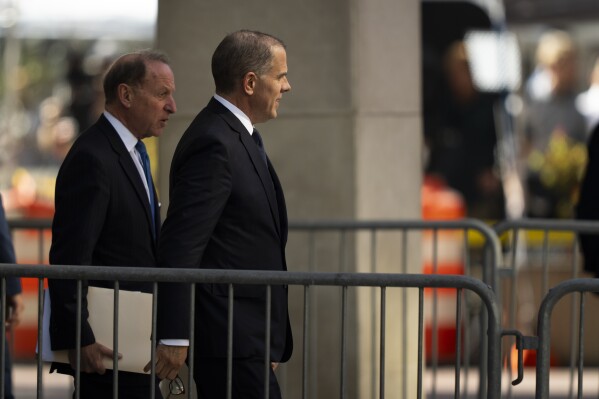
left=250, top=46, right=291, bottom=124
left=130, top=61, right=177, bottom=138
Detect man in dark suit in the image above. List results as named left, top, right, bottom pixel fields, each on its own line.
left=0, top=195, right=23, bottom=399
left=149, top=30, right=293, bottom=398
left=48, top=50, right=176, bottom=398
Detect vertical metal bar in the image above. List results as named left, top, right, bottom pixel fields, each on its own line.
left=507, top=229, right=520, bottom=399
left=308, top=231, right=316, bottom=272
left=188, top=283, right=196, bottom=399
left=38, top=228, right=45, bottom=264
left=568, top=292, right=578, bottom=399
left=572, top=239, right=580, bottom=280
left=75, top=280, right=82, bottom=399
left=227, top=284, right=234, bottom=399
left=150, top=282, right=158, bottom=399
left=401, top=230, right=408, bottom=399
left=417, top=288, right=424, bottom=399
left=541, top=230, right=549, bottom=297
left=577, top=292, right=585, bottom=399
left=478, top=300, right=489, bottom=399
left=370, top=229, right=377, bottom=399
left=462, top=231, right=470, bottom=399
left=431, top=228, right=439, bottom=399
left=340, top=230, right=347, bottom=272
left=570, top=240, right=581, bottom=399
left=379, top=287, right=386, bottom=399
left=302, top=285, right=310, bottom=399
left=112, top=282, right=119, bottom=399
left=308, top=230, right=317, bottom=399
left=264, top=286, right=272, bottom=399
left=37, top=278, right=44, bottom=399
left=454, top=288, right=462, bottom=399
left=340, top=286, right=348, bottom=399
left=0, top=278, right=5, bottom=399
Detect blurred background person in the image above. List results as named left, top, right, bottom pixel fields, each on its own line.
left=519, top=29, right=587, bottom=219
left=424, top=40, right=505, bottom=220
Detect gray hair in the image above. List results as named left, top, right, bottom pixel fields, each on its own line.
left=103, top=49, right=170, bottom=105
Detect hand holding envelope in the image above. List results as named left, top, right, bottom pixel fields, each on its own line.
left=41, top=287, right=153, bottom=374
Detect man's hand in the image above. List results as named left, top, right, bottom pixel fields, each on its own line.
left=6, top=294, right=24, bottom=328
left=143, top=344, right=187, bottom=380
left=68, top=342, right=120, bottom=374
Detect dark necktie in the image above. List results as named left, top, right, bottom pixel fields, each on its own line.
left=135, top=140, right=156, bottom=239
left=252, top=129, right=268, bottom=167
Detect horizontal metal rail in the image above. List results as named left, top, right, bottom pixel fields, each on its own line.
left=494, top=219, right=599, bottom=235
left=289, top=218, right=502, bottom=287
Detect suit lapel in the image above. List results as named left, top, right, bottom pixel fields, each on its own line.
left=98, top=115, right=157, bottom=241
left=268, top=159, right=288, bottom=245
left=239, top=131, right=282, bottom=236
left=209, top=99, right=282, bottom=238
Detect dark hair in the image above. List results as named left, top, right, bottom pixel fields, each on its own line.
left=212, top=30, right=285, bottom=94
left=103, top=49, right=170, bottom=105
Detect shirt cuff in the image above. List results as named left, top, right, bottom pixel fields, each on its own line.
left=159, top=339, right=189, bottom=346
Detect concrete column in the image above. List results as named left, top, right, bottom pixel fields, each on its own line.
left=157, top=0, right=422, bottom=397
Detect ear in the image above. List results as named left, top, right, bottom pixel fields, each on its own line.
left=242, top=72, right=257, bottom=96
left=117, top=83, right=134, bottom=109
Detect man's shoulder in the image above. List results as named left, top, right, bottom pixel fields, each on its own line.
left=185, top=103, right=239, bottom=139
left=59, top=121, right=117, bottom=173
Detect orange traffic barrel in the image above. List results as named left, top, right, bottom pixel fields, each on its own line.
left=422, top=175, right=466, bottom=363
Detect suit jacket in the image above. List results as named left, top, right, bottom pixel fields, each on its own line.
left=157, top=98, right=292, bottom=362
left=48, top=114, right=160, bottom=352
left=576, top=122, right=599, bottom=274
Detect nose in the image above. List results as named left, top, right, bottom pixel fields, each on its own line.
left=282, top=76, right=291, bottom=93
left=166, top=96, right=177, bottom=114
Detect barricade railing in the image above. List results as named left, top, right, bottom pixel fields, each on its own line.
left=493, top=218, right=599, bottom=398
left=4, top=217, right=503, bottom=398
left=289, top=219, right=502, bottom=398
left=535, top=278, right=599, bottom=399
left=6, top=218, right=52, bottom=362
left=7, top=218, right=52, bottom=265
left=8, top=217, right=599, bottom=398
left=0, top=264, right=502, bottom=399
left=289, top=219, right=501, bottom=288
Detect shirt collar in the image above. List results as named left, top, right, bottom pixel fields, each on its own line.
left=103, top=110, right=139, bottom=152
left=213, top=94, right=254, bottom=135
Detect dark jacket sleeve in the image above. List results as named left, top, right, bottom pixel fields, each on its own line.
left=0, top=195, right=21, bottom=296
left=576, top=123, right=599, bottom=274
left=48, top=148, right=109, bottom=349
left=157, top=132, right=232, bottom=340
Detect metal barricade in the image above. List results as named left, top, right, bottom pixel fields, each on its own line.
left=5, top=218, right=504, bottom=398
left=0, top=264, right=502, bottom=399
left=289, top=219, right=501, bottom=398
left=535, top=278, right=599, bottom=399
left=7, top=219, right=52, bottom=265
left=5, top=219, right=52, bottom=363
left=493, top=218, right=599, bottom=398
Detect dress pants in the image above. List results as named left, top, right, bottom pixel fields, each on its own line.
left=73, top=371, right=162, bottom=399
left=196, top=357, right=282, bottom=399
